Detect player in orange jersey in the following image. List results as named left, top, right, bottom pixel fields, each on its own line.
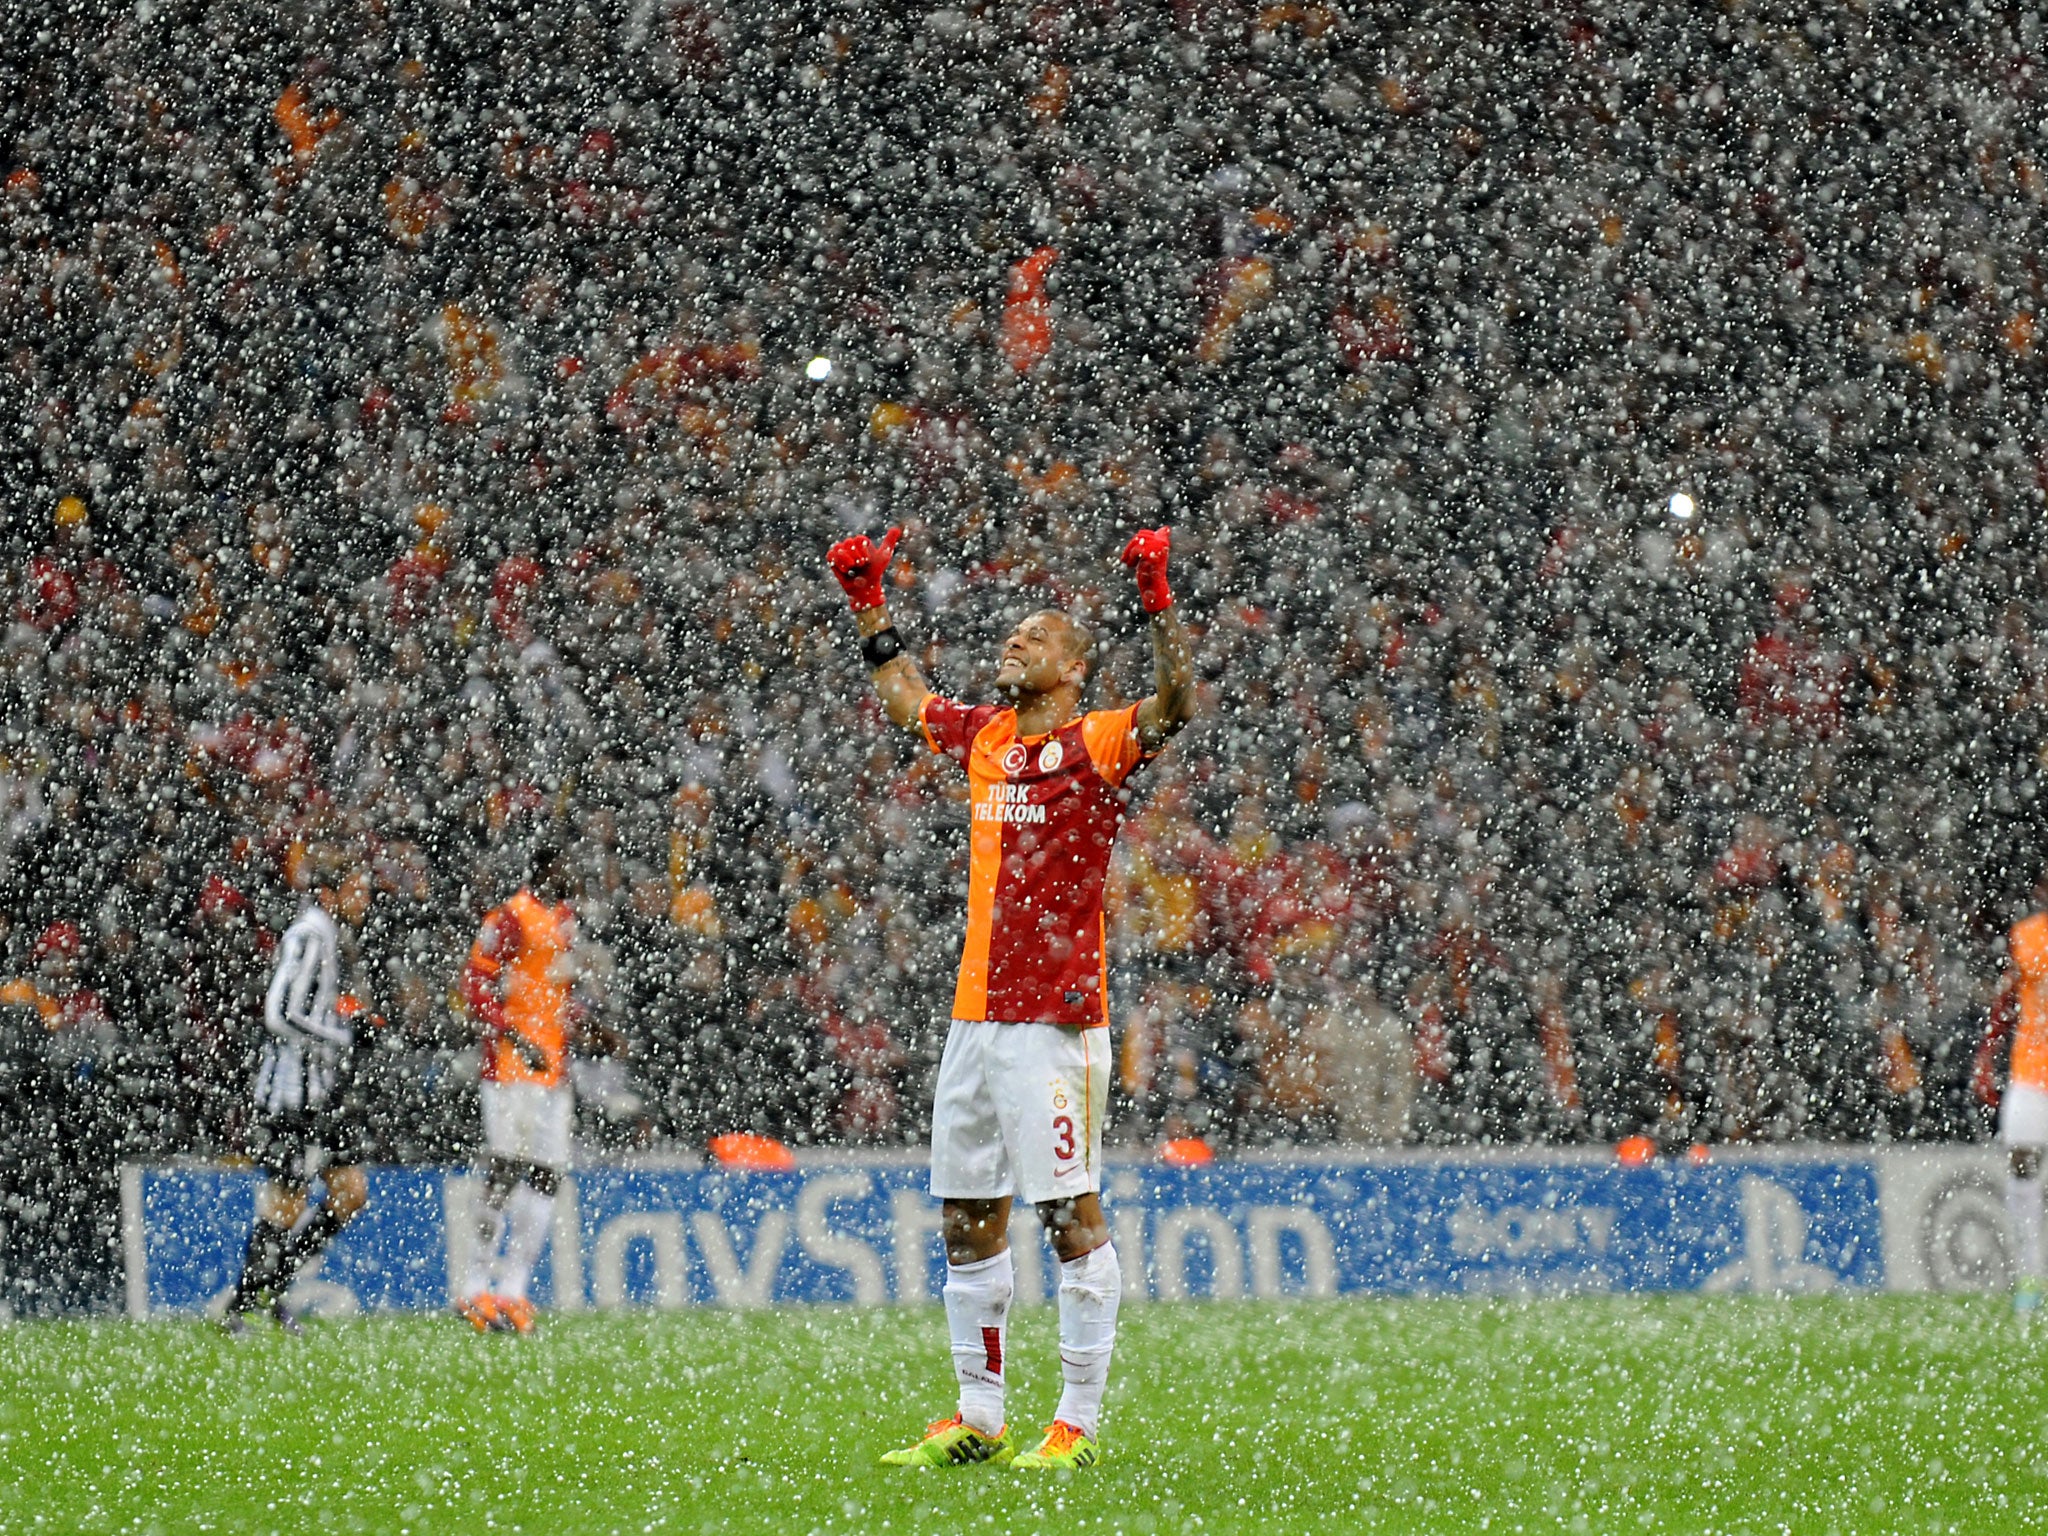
left=828, top=524, right=1195, bottom=1469
left=454, top=831, right=583, bottom=1334
left=1978, top=886, right=2048, bottom=1314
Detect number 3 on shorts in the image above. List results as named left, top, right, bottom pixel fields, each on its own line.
left=1052, top=1114, right=1076, bottom=1161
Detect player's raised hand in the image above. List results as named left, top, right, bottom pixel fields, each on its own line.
left=1120, top=525, right=1174, bottom=613
left=827, top=526, right=903, bottom=611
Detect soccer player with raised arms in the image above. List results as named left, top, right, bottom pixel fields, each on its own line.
left=827, top=522, right=1195, bottom=1470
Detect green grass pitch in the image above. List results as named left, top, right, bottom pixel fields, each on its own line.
left=0, top=1297, right=2041, bottom=1535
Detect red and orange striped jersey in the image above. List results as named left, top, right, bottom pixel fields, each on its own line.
left=463, top=888, right=575, bottom=1088
left=2011, top=912, right=2048, bottom=1093
left=920, top=694, right=1150, bottom=1027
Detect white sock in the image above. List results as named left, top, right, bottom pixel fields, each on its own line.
left=496, top=1185, right=556, bottom=1302
left=462, top=1198, right=507, bottom=1300
left=1054, top=1242, right=1121, bottom=1440
left=2010, top=1172, right=2045, bottom=1282
left=943, top=1251, right=1013, bottom=1436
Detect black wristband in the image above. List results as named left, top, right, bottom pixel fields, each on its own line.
left=860, top=625, right=904, bottom=669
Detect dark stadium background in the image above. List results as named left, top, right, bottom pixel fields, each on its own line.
left=2, top=1, right=2044, bottom=1313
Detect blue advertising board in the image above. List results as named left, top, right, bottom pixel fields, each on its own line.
left=122, top=1153, right=1891, bottom=1317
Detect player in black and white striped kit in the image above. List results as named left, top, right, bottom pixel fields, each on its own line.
left=223, top=858, right=373, bottom=1333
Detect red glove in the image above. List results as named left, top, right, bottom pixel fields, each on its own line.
left=1121, top=526, right=1174, bottom=613
left=827, top=527, right=903, bottom=612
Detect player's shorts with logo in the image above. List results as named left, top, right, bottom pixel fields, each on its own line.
left=481, top=1079, right=574, bottom=1167
left=930, top=1019, right=1109, bottom=1205
left=248, top=1100, right=370, bottom=1185
left=2001, top=1081, right=2048, bottom=1146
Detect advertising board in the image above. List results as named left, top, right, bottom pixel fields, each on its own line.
left=122, top=1147, right=2014, bottom=1317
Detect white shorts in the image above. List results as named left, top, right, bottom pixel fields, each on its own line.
left=480, top=1080, right=574, bottom=1168
left=930, top=1019, right=1110, bottom=1206
left=2002, top=1082, right=2048, bottom=1146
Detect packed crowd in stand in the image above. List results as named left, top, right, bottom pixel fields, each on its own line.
left=3, top=2, right=2045, bottom=1298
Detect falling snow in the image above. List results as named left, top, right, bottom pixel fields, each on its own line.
left=0, top=0, right=2041, bottom=1352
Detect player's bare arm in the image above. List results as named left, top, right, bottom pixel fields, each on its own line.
left=1122, top=527, right=1195, bottom=752
left=854, top=600, right=934, bottom=729
left=1134, top=605, right=1195, bottom=751
left=828, top=526, right=932, bottom=730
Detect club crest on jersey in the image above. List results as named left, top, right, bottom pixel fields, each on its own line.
left=1002, top=743, right=1028, bottom=775
left=1037, top=741, right=1064, bottom=773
